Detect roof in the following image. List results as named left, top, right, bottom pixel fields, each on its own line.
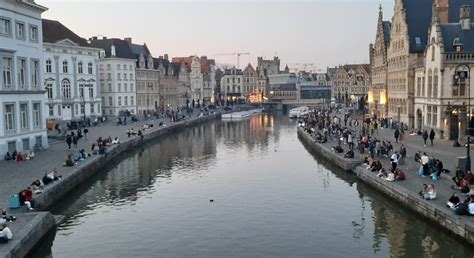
left=42, top=19, right=90, bottom=47
left=89, top=38, right=135, bottom=59
left=403, top=0, right=433, bottom=53
left=153, top=58, right=171, bottom=75
left=449, top=0, right=474, bottom=23
left=171, top=63, right=182, bottom=77
left=341, top=64, right=371, bottom=75
left=128, top=43, right=153, bottom=69
left=223, top=68, right=243, bottom=76
left=382, top=21, right=392, bottom=48
left=268, top=73, right=298, bottom=85
left=440, top=23, right=474, bottom=53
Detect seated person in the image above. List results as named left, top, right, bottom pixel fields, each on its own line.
left=16, top=152, right=24, bottom=162
left=422, top=184, right=437, bottom=200
left=395, top=169, right=406, bottom=181
left=112, top=137, right=120, bottom=144
left=469, top=200, right=474, bottom=216
left=11, top=151, right=17, bottom=161
left=79, top=149, right=87, bottom=160
left=4, top=152, right=12, bottom=161
left=0, top=223, right=13, bottom=243
left=42, top=171, right=53, bottom=185
left=64, top=154, right=75, bottom=167
left=30, top=180, right=43, bottom=194
left=344, top=150, right=354, bottom=159
left=447, top=192, right=460, bottom=209
left=1, top=210, right=15, bottom=223
left=332, top=145, right=344, bottom=153
left=377, top=168, right=388, bottom=178
left=91, top=143, right=100, bottom=155
left=454, top=198, right=470, bottom=215
left=385, top=170, right=395, bottom=181
left=99, top=145, right=107, bottom=155
left=431, top=168, right=441, bottom=181
left=460, top=179, right=470, bottom=194
left=74, top=151, right=84, bottom=161
left=371, top=161, right=383, bottom=172
left=20, top=187, right=35, bottom=210
left=29, top=151, right=35, bottom=159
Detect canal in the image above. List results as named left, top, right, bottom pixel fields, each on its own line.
left=31, top=114, right=474, bottom=257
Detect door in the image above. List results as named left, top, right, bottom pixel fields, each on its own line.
left=62, top=105, right=72, bottom=120
left=450, top=114, right=459, bottom=140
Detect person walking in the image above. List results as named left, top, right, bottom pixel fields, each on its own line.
left=83, top=128, right=89, bottom=140
left=394, top=129, right=400, bottom=143
left=400, top=129, right=405, bottom=143
left=66, top=134, right=72, bottom=150
left=429, top=129, right=436, bottom=146
left=423, top=130, right=429, bottom=147
left=72, top=135, right=78, bottom=149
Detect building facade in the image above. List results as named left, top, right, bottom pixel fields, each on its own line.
left=414, top=3, right=474, bottom=141
left=242, top=63, right=260, bottom=103
left=268, top=73, right=298, bottom=102
left=220, top=67, right=243, bottom=103
left=89, top=38, right=137, bottom=116
left=386, top=0, right=433, bottom=127
left=0, top=0, right=49, bottom=156
left=42, top=19, right=101, bottom=122
left=331, top=64, right=371, bottom=103
left=369, top=6, right=391, bottom=118
left=127, top=39, right=160, bottom=114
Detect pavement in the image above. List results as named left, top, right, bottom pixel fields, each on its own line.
left=322, top=109, right=474, bottom=224
left=0, top=108, right=223, bottom=213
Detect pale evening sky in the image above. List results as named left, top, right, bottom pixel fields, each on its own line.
left=40, top=0, right=394, bottom=71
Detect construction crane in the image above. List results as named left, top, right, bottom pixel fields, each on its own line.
left=214, top=52, right=250, bottom=69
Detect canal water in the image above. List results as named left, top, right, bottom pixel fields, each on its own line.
left=31, top=114, right=474, bottom=257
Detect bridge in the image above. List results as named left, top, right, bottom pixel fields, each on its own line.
left=261, top=99, right=330, bottom=112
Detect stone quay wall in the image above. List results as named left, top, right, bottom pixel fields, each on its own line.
left=297, top=127, right=474, bottom=245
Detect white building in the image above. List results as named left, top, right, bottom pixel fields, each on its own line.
left=42, top=19, right=102, bottom=122
left=190, top=56, right=204, bottom=106
left=0, top=0, right=49, bottom=156
left=220, top=67, right=243, bottom=102
left=89, top=38, right=137, bottom=117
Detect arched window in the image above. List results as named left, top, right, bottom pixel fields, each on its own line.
left=433, top=69, right=438, bottom=98
left=62, top=60, right=68, bottom=73
left=88, top=62, right=93, bottom=74
left=61, top=79, right=71, bottom=99
left=78, top=61, right=83, bottom=74
left=427, top=70, right=433, bottom=97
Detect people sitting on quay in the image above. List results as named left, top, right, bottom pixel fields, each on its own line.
left=0, top=222, right=13, bottom=243
left=16, top=152, right=24, bottom=162
left=20, top=187, right=35, bottom=210
left=64, top=154, right=75, bottom=167
left=30, top=179, right=43, bottom=194
left=112, top=137, right=120, bottom=145
left=99, top=144, right=107, bottom=155
left=394, top=169, right=406, bottom=181
left=368, top=160, right=383, bottom=173
left=453, top=198, right=471, bottom=215
left=91, top=143, right=100, bottom=155
left=447, top=192, right=461, bottom=209
left=4, top=152, right=12, bottom=161
left=420, top=184, right=437, bottom=200
left=344, top=149, right=354, bottom=159
left=1, top=210, right=16, bottom=224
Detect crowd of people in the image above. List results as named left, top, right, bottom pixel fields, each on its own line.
left=4, top=150, right=35, bottom=161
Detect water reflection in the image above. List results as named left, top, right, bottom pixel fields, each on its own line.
left=30, top=114, right=474, bottom=258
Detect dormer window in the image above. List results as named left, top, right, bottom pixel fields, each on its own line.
left=453, top=38, right=463, bottom=53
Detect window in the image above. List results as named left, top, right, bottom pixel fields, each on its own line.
left=88, top=85, right=93, bottom=98
left=432, top=106, right=438, bottom=127
left=117, top=64, right=121, bottom=70
left=427, top=71, right=433, bottom=97
left=130, top=96, right=134, bottom=105
left=123, top=64, right=127, bottom=70
left=415, top=37, right=421, bottom=46
left=16, top=22, right=25, bottom=39
left=61, top=79, right=71, bottom=98
left=109, top=110, right=113, bottom=115
left=130, top=83, right=134, bottom=92
left=78, top=61, right=83, bottom=74
left=79, top=84, right=84, bottom=98
left=31, top=60, right=39, bottom=88
left=88, top=62, right=93, bottom=74
left=4, top=104, right=15, bottom=132
left=108, top=83, right=112, bottom=92
left=33, top=103, right=41, bottom=127
left=90, top=104, right=94, bottom=114
left=46, top=59, right=52, bottom=73
left=118, top=83, right=121, bottom=92
left=62, top=60, right=68, bottom=73
left=46, top=83, right=53, bottom=99
left=0, top=18, right=11, bottom=36
left=117, top=73, right=121, bottom=80
left=48, top=105, right=54, bottom=117
left=124, top=73, right=127, bottom=80
left=29, top=26, right=38, bottom=41
left=124, top=96, right=128, bottom=106
left=107, top=73, right=111, bottom=80
left=427, top=106, right=432, bottom=125
left=124, top=83, right=128, bottom=92
left=107, top=64, right=111, bottom=70
left=108, top=96, right=113, bottom=106
left=118, top=96, right=122, bottom=106
left=433, top=71, right=438, bottom=98
left=2, top=57, right=12, bottom=88
left=18, top=59, right=26, bottom=88
left=20, top=103, right=28, bottom=129
left=58, top=105, right=61, bottom=116
left=130, top=73, right=133, bottom=80
left=80, top=104, right=85, bottom=114
left=129, top=65, right=133, bottom=70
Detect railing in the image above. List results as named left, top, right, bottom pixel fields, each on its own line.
left=445, top=53, right=474, bottom=64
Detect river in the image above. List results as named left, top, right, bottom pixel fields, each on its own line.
left=30, top=114, right=474, bottom=257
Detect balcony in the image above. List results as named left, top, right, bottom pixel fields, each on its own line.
left=445, top=53, right=474, bottom=64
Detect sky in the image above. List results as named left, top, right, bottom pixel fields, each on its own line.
left=40, top=0, right=394, bottom=71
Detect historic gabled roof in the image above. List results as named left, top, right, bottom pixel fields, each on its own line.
left=89, top=38, right=135, bottom=59
left=440, top=23, right=474, bottom=53
left=342, top=64, right=371, bottom=75
left=153, top=57, right=170, bottom=75
left=403, top=0, right=434, bottom=53
left=42, top=19, right=90, bottom=47
left=449, top=0, right=474, bottom=23
left=128, top=43, right=153, bottom=69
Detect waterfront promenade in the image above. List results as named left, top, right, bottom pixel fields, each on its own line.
left=298, top=111, right=474, bottom=244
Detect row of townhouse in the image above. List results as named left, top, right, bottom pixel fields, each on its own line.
left=368, top=0, right=474, bottom=142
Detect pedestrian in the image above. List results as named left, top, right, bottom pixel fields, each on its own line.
left=83, top=128, right=89, bottom=140
left=400, top=129, right=405, bottom=143
left=423, top=130, right=429, bottom=147
left=394, top=129, right=400, bottom=143
left=66, top=134, right=72, bottom=150
left=429, top=129, right=436, bottom=146
left=72, top=135, right=78, bottom=149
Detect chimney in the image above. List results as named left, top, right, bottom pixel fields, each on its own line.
left=91, top=36, right=97, bottom=41
left=460, top=5, right=471, bottom=30
left=164, top=54, right=169, bottom=60
left=124, top=37, right=132, bottom=44
left=435, top=0, right=449, bottom=23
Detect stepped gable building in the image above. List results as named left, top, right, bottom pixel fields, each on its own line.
left=0, top=0, right=49, bottom=156
left=331, top=64, right=371, bottom=102
left=89, top=37, right=137, bottom=116
left=414, top=2, right=474, bottom=141
left=42, top=19, right=102, bottom=122
left=386, top=0, right=433, bottom=127
left=126, top=38, right=159, bottom=114
left=242, top=63, right=260, bottom=103
left=369, top=5, right=391, bottom=118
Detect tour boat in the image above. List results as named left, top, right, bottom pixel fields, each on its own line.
left=288, top=106, right=310, bottom=118
left=222, top=109, right=263, bottom=120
